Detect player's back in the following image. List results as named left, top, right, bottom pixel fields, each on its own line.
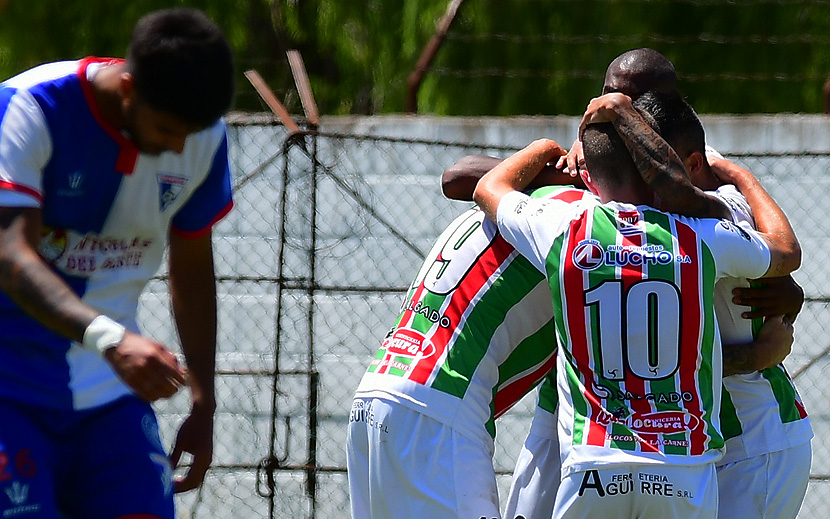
left=355, top=187, right=591, bottom=442
left=494, top=192, right=771, bottom=476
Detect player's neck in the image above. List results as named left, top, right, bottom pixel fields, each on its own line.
left=89, top=62, right=129, bottom=131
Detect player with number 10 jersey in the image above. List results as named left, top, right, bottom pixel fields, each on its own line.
left=495, top=189, right=773, bottom=477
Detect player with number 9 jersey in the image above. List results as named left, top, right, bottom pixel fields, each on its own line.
left=347, top=186, right=592, bottom=519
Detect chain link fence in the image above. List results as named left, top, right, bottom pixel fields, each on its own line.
left=139, top=114, right=830, bottom=518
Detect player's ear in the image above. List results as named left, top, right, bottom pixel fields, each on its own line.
left=580, top=168, right=599, bottom=195
left=684, top=151, right=706, bottom=178
left=119, top=72, right=137, bottom=106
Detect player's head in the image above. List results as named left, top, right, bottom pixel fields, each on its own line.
left=603, top=48, right=677, bottom=99
left=633, top=91, right=714, bottom=188
left=581, top=120, right=654, bottom=204
left=122, top=8, right=234, bottom=153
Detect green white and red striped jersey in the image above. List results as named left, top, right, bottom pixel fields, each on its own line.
left=711, top=185, right=812, bottom=465
left=496, top=188, right=771, bottom=476
left=355, top=187, right=591, bottom=443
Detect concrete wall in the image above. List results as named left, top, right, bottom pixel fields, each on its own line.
left=150, top=114, right=830, bottom=518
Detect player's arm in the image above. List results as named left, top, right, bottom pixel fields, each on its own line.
left=0, top=207, right=99, bottom=339
left=722, top=315, right=794, bottom=376
left=0, top=206, right=185, bottom=400
left=472, top=139, right=568, bottom=222
left=580, top=93, right=732, bottom=220
left=732, top=275, right=804, bottom=323
left=710, top=158, right=801, bottom=277
left=167, top=230, right=218, bottom=493
left=443, top=153, right=582, bottom=202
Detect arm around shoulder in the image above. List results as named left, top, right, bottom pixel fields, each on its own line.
left=472, top=139, right=567, bottom=222
left=711, top=159, right=801, bottom=277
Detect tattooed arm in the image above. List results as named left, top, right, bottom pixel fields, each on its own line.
left=579, top=93, right=731, bottom=220
left=722, top=315, right=794, bottom=376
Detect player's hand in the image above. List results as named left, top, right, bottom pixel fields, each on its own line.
left=732, top=276, right=804, bottom=323
left=578, top=93, right=634, bottom=138
left=170, top=403, right=215, bottom=493
left=708, top=156, right=753, bottom=187
left=752, top=315, right=795, bottom=370
left=103, top=331, right=187, bottom=402
left=555, top=139, right=586, bottom=178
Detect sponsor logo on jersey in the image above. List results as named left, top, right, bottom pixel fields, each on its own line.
left=718, top=220, right=753, bottom=241
left=48, top=233, right=154, bottom=276
left=578, top=470, right=687, bottom=498
left=157, top=173, right=188, bottom=211
left=149, top=452, right=174, bottom=497
left=597, top=408, right=701, bottom=434
left=3, top=481, right=41, bottom=515
left=57, top=170, right=85, bottom=197
left=349, top=399, right=389, bottom=433
left=572, top=240, right=689, bottom=271
left=592, top=382, right=694, bottom=404
left=383, top=328, right=436, bottom=359
left=572, top=239, right=604, bottom=270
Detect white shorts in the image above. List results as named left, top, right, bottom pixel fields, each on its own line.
left=346, top=396, right=501, bottom=519
left=504, top=407, right=561, bottom=519
left=552, top=463, right=718, bottom=519
left=716, top=441, right=812, bottom=519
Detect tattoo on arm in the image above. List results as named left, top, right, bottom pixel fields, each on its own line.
left=722, top=343, right=756, bottom=376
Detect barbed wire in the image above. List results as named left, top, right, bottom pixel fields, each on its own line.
left=446, top=32, right=830, bottom=46
left=515, top=0, right=830, bottom=5
left=432, top=67, right=830, bottom=82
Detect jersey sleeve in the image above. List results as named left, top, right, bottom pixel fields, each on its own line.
left=712, top=184, right=754, bottom=227
left=171, top=129, right=234, bottom=238
left=495, top=190, right=582, bottom=274
left=700, top=218, right=771, bottom=280
left=0, top=89, right=51, bottom=207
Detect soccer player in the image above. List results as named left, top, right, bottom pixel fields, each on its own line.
left=346, top=169, right=592, bottom=518
left=0, top=8, right=234, bottom=518
left=472, top=94, right=801, bottom=518
left=446, top=47, right=811, bottom=519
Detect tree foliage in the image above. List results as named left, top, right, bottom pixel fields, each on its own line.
left=2, top=0, right=829, bottom=116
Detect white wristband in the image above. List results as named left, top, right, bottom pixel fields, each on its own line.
left=82, top=315, right=126, bottom=354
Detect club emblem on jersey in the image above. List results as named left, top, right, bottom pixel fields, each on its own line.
left=617, top=210, right=644, bottom=236
left=572, top=239, right=604, bottom=271
left=38, top=227, right=68, bottom=264
left=157, top=173, right=188, bottom=211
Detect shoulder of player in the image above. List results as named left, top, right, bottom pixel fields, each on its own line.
left=181, top=119, right=228, bottom=158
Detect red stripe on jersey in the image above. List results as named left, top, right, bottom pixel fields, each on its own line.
left=675, top=221, right=707, bottom=455
left=407, top=234, right=516, bottom=385
left=0, top=180, right=43, bottom=202
left=563, top=213, right=607, bottom=447
left=620, top=224, right=660, bottom=453
left=795, top=399, right=808, bottom=419
left=552, top=189, right=589, bottom=204
left=377, top=282, right=431, bottom=375
left=493, top=352, right=557, bottom=419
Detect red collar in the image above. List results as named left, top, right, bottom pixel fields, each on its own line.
left=77, top=57, right=138, bottom=175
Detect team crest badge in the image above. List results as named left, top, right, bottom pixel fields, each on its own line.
left=157, top=173, right=188, bottom=211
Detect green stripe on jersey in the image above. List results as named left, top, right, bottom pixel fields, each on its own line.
left=762, top=366, right=803, bottom=423
left=537, top=372, right=558, bottom=413
left=720, top=388, right=743, bottom=440
left=430, top=255, right=544, bottom=398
